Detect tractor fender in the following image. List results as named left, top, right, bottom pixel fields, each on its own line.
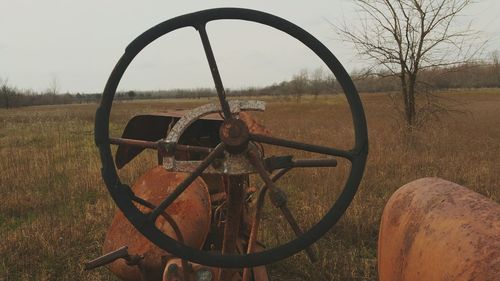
left=378, top=177, right=500, bottom=281
left=103, top=166, right=211, bottom=281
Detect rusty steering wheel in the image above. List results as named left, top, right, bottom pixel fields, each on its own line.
left=94, top=8, right=368, bottom=268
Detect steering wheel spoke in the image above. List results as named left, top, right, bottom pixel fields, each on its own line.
left=198, top=24, right=232, bottom=120
left=278, top=204, right=318, bottom=262
left=249, top=133, right=355, bottom=160
left=149, top=143, right=225, bottom=221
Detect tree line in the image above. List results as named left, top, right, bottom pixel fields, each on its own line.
left=1, top=60, right=499, bottom=109
left=352, top=60, right=500, bottom=93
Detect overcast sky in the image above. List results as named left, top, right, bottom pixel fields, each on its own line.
left=1, top=0, right=499, bottom=93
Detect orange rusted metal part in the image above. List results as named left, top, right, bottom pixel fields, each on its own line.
left=99, top=111, right=271, bottom=281
left=103, top=166, right=211, bottom=281
left=378, top=177, right=500, bottom=281
left=238, top=112, right=270, bottom=136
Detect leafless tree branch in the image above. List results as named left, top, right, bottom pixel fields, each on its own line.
left=337, top=0, right=483, bottom=127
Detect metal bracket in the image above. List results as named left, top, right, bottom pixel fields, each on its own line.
left=163, top=100, right=265, bottom=174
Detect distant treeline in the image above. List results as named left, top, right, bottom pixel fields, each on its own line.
left=1, top=61, right=499, bottom=109
left=352, top=62, right=500, bottom=93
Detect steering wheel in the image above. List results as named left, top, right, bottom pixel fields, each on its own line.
left=94, top=8, right=368, bottom=268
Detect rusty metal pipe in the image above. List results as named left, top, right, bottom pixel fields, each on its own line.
left=242, top=168, right=290, bottom=281
left=378, top=177, right=500, bottom=281
left=110, top=137, right=158, bottom=149
left=84, top=246, right=133, bottom=270
left=219, top=175, right=247, bottom=281
left=109, top=137, right=213, bottom=154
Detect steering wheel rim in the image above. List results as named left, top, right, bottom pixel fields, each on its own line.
left=94, top=7, right=368, bottom=268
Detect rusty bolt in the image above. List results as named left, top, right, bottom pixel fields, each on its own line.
left=229, top=125, right=241, bottom=138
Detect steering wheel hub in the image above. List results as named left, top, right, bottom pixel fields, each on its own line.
left=219, top=118, right=250, bottom=154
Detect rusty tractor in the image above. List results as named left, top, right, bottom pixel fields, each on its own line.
left=87, top=7, right=499, bottom=281
left=88, top=7, right=368, bottom=281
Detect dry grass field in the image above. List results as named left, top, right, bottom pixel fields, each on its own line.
left=1, top=89, right=499, bottom=280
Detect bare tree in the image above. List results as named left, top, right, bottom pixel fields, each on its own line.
left=311, top=67, right=324, bottom=99
left=0, top=78, right=16, bottom=109
left=338, top=0, right=482, bottom=127
left=493, top=50, right=500, bottom=66
left=47, top=76, right=59, bottom=95
left=290, top=69, right=309, bottom=102
left=492, top=50, right=500, bottom=80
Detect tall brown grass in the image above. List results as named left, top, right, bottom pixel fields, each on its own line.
left=0, top=90, right=498, bottom=280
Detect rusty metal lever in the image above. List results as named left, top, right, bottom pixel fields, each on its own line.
left=84, top=246, right=142, bottom=270
left=109, top=137, right=213, bottom=154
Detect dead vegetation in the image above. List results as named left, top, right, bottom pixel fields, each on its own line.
left=0, top=89, right=499, bottom=280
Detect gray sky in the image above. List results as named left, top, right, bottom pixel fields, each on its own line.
left=1, top=0, right=499, bottom=93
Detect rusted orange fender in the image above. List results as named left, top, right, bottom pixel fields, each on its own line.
left=378, top=177, right=500, bottom=281
left=103, top=166, right=211, bottom=281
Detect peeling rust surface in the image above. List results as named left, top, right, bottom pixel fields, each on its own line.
left=378, top=177, right=500, bottom=281
left=164, top=100, right=265, bottom=144
left=103, top=167, right=211, bottom=281
left=238, top=111, right=270, bottom=136
left=163, top=106, right=270, bottom=175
